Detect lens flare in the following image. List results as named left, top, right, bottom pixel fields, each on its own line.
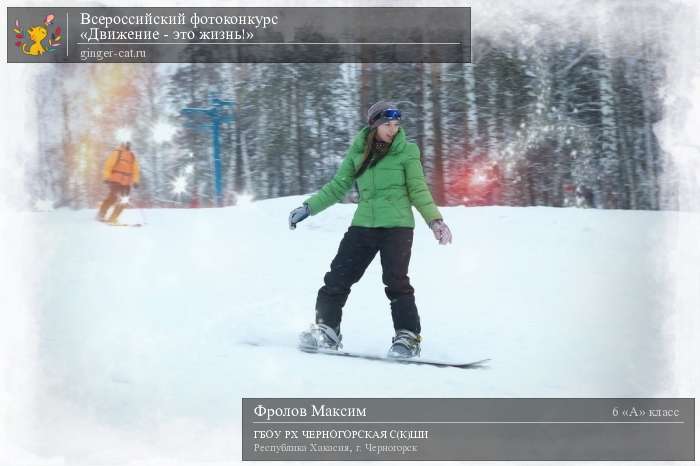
left=171, top=175, right=188, bottom=195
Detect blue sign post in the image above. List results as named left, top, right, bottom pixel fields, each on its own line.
left=181, top=96, right=234, bottom=207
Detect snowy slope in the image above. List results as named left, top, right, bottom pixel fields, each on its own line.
left=21, top=197, right=683, bottom=463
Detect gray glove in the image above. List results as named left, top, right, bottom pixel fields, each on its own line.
left=289, top=204, right=311, bottom=230
left=429, top=219, right=452, bottom=245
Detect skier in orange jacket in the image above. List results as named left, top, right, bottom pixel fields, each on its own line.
left=97, top=142, right=140, bottom=224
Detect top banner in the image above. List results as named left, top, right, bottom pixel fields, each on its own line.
left=7, top=7, right=471, bottom=63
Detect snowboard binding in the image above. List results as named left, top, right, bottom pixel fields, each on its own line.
left=387, top=329, right=421, bottom=359
left=298, top=323, right=343, bottom=352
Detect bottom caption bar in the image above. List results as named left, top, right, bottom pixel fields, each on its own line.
left=242, top=398, right=694, bottom=461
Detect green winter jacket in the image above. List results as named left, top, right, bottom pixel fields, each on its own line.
left=305, top=127, right=442, bottom=228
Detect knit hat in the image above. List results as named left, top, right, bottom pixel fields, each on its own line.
left=367, top=100, right=401, bottom=128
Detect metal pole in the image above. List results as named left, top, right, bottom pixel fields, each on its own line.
left=212, top=121, right=222, bottom=206
left=181, top=97, right=233, bottom=208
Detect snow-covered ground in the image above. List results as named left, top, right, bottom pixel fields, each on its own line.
left=7, top=197, right=689, bottom=463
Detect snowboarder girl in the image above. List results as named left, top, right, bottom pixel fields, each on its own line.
left=289, top=100, right=453, bottom=358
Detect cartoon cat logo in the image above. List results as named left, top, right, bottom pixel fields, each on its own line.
left=14, top=14, right=62, bottom=56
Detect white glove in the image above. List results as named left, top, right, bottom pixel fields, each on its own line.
left=429, top=219, right=452, bottom=245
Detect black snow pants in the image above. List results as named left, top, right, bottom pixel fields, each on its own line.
left=315, top=226, right=421, bottom=334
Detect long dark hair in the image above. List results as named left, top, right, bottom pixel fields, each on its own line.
left=354, top=127, right=378, bottom=179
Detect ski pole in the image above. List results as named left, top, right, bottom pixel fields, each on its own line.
left=137, top=203, right=147, bottom=225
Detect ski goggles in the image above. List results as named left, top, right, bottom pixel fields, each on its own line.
left=370, top=108, right=401, bottom=124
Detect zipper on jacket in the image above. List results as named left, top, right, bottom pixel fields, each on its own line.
left=371, top=167, right=375, bottom=226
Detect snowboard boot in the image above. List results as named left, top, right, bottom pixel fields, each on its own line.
left=298, top=323, right=342, bottom=352
left=387, top=329, right=421, bottom=359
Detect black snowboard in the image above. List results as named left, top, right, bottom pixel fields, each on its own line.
left=300, top=347, right=490, bottom=369
left=240, top=340, right=489, bottom=369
